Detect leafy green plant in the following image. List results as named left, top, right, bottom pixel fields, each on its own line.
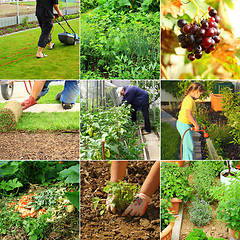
left=190, top=161, right=218, bottom=203
left=161, top=199, right=175, bottom=232
left=186, top=228, right=227, bottom=240
left=80, top=105, right=144, bottom=160
left=28, top=188, right=62, bottom=210
left=7, top=28, right=13, bottom=33
left=23, top=211, right=52, bottom=240
left=0, top=178, right=23, bottom=196
left=160, top=162, right=192, bottom=202
left=188, top=199, right=212, bottom=226
left=93, top=180, right=140, bottom=215
left=186, top=228, right=208, bottom=240
left=21, top=16, right=29, bottom=26
left=213, top=171, right=240, bottom=238
left=81, top=5, right=159, bottom=79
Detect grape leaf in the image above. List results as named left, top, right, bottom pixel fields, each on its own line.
left=161, top=0, right=182, bottom=18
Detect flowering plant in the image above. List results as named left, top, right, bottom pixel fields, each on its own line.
left=188, top=198, right=212, bottom=226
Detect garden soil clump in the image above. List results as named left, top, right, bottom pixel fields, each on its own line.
left=0, top=132, right=79, bottom=160
left=81, top=161, right=160, bottom=240
left=180, top=202, right=229, bottom=240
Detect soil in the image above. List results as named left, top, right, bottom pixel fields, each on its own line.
left=180, top=202, right=229, bottom=240
left=0, top=21, right=39, bottom=36
left=0, top=132, right=79, bottom=160
left=80, top=161, right=160, bottom=240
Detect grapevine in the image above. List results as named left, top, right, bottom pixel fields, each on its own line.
left=177, top=1, right=221, bottom=61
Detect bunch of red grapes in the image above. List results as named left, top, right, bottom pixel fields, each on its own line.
left=177, top=6, right=220, bottom=61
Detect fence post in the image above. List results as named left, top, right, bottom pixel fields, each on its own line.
left=65, top=0, right=68, bottom=15
left=17, top=0, right=20, bottom=24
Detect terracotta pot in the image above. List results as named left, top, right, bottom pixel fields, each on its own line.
left=168, top=197, right=182, bottom=215
left=210, top=94, right=223, bottom=112
left=235, top=162, right=240, bottom=169
left=161, top=221, right=175, bottom=240
left=160, top=160, right=185, bottom=167
left=229, top=228, right=240, bottom=240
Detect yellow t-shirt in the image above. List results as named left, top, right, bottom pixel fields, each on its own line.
left=178, top=95, right=196, bottom=124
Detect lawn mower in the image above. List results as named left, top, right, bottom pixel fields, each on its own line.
left=55, top=15, right=79, bottom=45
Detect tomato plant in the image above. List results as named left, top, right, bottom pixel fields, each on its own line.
left=80, top=105, right=145, bottom=160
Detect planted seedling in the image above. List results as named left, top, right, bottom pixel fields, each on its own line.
left=93, top=181, right=140, bottom=215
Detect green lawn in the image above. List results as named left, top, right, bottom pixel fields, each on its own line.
left=161, top=122, right=181, bottom=160
left=0, top=19, right=79, bottom=79
left=16, top=111, right=79, bottom=131
left=37, top=84, right=80, bottom=104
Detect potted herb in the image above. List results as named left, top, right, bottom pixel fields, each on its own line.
left=160, top=199, right=175, bottom=240
left=220, top=161, right=240, bottom=187
left=214, top=171, right=240, bottom=240
left=161, top=161, right=192, bottom=214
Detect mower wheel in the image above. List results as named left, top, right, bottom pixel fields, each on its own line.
left=1, top=84, right=14, bottom=100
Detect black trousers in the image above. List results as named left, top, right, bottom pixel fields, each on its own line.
left=37, top=15, right=53, bottom=48
left=131, top=102, right=151, bottom=133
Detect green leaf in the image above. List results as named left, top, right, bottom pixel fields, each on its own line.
left=30, top=235, right=38, bottom=240
left=59, top=165, right=79, bottom=183
left=65, top=191, right=79, bottom=211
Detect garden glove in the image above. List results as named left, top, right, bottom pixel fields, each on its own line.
left=106, top=194, right=116, bottom=214
left=21, top=96, right=37, bottom=110
left=122, top=192, right=151, bottom=217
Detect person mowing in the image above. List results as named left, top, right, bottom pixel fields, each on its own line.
left=36, top=0, right=62, bottom=58
left=177, top=82, right=206, bottom=160
left=117, top=86, right=151, bottom=135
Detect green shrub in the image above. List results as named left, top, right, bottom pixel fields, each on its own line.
left=188, top=199, right=212, bottom=226
left=191, top=161, right=218, bottom=203
left=186, top=228, right=227, bottom=240
left=80, top=0, right=98, bottom=13
left=7, top=28, right=13, bottom=33
left=81, top=7, right=160, bottom=79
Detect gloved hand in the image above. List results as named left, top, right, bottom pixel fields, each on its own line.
left=106, top=194, right=116, bottom=214
left=122, top=193, right=151, bottom=217
left=21, top=96, right=37, bottom=110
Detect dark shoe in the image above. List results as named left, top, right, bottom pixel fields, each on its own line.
left=49, top=43, right=55, bottom=50
left=62, top=102, right=74, bottom=110
left=36, top=53, right=47, bottom=59
left=55, top=91, right=63, bottom=101
left=36, top=95, right=41, bottom=101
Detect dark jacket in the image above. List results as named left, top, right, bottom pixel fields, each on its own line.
left=120, top=86, right=149, bottom=111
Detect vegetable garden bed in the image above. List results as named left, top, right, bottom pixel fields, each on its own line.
left=161, top=161, right=240, bottom=240
left=80, top=105, right=145, bottom=160
left=81, top=161, right=160, bottom=240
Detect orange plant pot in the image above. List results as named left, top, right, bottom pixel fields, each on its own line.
left=235, top=161, right=240, bottom=169
left=229, top=228, right=240, bottom=239
left=168, top=197, right=182, bottom=215
left=210, top=94, right=223, bottom=112
left=160, top=161, right=185, bottom=167
left=161, top=221, right=175, bottom=240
